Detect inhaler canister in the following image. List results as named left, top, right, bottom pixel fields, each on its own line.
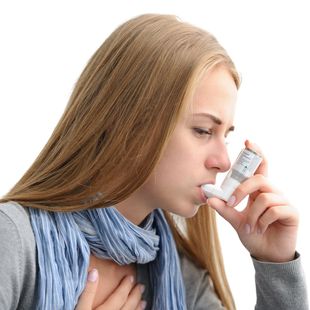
left=202, top=148, right=263, bottom=202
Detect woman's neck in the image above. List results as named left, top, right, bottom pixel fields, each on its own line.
left=114, top=191, right=154, bottom=225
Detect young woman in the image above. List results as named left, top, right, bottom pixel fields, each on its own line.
left=0, top=14, right=308, bottom=310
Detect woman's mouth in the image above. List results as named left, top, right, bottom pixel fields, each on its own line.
left=199, top=187, right=208, bottom=203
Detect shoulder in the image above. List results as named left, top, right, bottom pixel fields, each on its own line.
left=179, top=252, right=226, bottom=309
left=0, top=201, right=37, bottom=309
left=0, top=200, right=36, bottom=264
left=0, top=201, right=35, bottom=247
left=0, top=200, right=31, bottom=226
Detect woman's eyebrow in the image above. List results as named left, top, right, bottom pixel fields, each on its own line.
left=192, top=112, right=235, bottom=132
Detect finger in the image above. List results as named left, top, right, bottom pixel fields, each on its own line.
left=245, top=139, right=268, bottom=177
left=258, top=205, right=299, bottom=234
left=207, top=197, right=241, bottom=230
left=245, top=192, right=289, bottom=233
left=96, top=275, right=134, bottom=310
left=228, top=174, right=277, bottom=207
left=135, top=301, right=147, bottom=310
left=122, top=284, right=145, bottom=310
left=76, top=269, right=99, bottom=310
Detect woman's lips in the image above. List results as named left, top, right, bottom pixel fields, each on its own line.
left=199, top=187, right=208, bottom=203
left=198, top=180, right=215, bottom=203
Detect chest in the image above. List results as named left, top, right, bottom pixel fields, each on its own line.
left=88, top=254, right=137, bottom=308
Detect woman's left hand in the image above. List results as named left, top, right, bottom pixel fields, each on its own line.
left=207, top=140, right=299, bottom=262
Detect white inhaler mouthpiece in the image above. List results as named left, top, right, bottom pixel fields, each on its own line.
left=202, top=148, right=263, bottom=202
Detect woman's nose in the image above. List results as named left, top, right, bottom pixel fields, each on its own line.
left=204, top=143, right=231, bottom=172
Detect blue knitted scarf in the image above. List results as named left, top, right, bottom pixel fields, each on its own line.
left=29, top=207, right=186, bottom=309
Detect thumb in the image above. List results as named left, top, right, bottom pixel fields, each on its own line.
left=75, top=269, right=99, bottom=310
left=207, top=197, right=240, bottom=229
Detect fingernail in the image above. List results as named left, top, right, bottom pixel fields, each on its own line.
left=227, top=195, right=236, bottom=207
left=140, top=301, right=147, bottom=309
left=129, top=275, right=134, bottom=283
left=244, top=224, right=251, bottom=234
left=87, top=269, right=98, bottom=282
left=139, top=284, right=145, bottom=294
left=257, top=228, right=262, bottom=235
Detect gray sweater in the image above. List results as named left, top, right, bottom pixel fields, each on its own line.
left=0, top=201, right=308, bottom=310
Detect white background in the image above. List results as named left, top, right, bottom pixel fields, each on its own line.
left=0, top=1, right=309, bottom=308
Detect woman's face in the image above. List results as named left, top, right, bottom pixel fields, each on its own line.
left=116, top=65, right=238, bottom=223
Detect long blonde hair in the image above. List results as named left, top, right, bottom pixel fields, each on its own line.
left=1, top=14, right=240, bottom=309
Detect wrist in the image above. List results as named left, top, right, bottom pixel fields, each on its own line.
left=252, top=251, right=297, bottom=263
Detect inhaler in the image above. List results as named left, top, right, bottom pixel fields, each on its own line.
left=202, top=148, right=263, bottom=202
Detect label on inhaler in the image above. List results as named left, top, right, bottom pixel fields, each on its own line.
left=202, top=148, right=262, bottom=202
left=229, top=148, right=262, bottom=182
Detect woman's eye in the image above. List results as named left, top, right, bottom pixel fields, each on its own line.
left=193, top=127, right=212, bottom=136
left=224, top=133, right=233, bottom=145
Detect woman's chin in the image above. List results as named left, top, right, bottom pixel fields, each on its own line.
left=174, top=203, right=200, bottom=218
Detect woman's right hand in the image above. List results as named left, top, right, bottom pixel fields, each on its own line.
left=75, top=269, right=147, bottom=310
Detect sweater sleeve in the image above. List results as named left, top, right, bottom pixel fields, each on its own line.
left=0, top=202, right=37, bottom=310
left=180, top=251, right=308, bottom=310
left=253, top=252, right=309, bottom=310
